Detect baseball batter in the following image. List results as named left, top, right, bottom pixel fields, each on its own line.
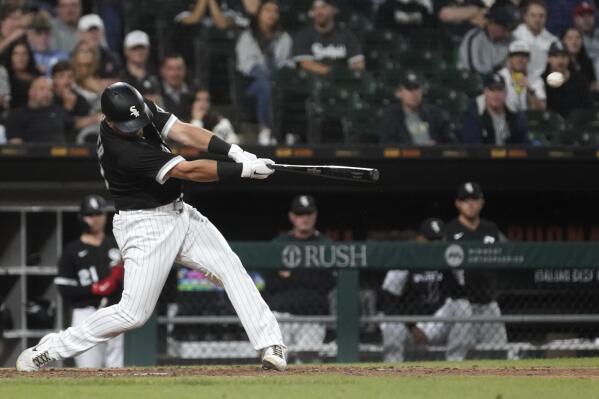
left=54, top=194, right=124, bottom=368
left=17, top=82, right=287, bottom=372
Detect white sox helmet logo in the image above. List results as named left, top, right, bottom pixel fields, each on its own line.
left=129, top=106, right=140, bottom=118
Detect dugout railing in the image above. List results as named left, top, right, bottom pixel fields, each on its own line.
left=143, top=242, right=599, bottom=366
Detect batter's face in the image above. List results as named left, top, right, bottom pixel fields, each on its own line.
left=83, top=213, right=106, bottom=234
left=289, top=211, right=317, bottom=235
left=455, top=198, right=484, bottom=220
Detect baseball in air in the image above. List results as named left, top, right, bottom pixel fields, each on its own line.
left=546, top=72, right=565, bottom=88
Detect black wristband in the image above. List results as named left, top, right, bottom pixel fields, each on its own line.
left=208, top=135, right=232, bottom=156
left=217, top=161, right=242, bottom=181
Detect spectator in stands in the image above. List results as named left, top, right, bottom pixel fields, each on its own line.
left=190, top=87, right=239, bottom=144
left=461, top=73, right=528, bottom=144
left=293, top=0, right=365, bottom=76
left=138, top=77, right=163, bottom=107
left=52, top=60, right=101, bottom=142
left=442, top=182, right=508, bottom=360
left=264, top=195, right=334, bottom=363
left=512, top=0, right=557, bottom=79
left=4, top=38, right=41, bottom=109
left=70, top=40, right=103, bottom=110
left=175, top=0, right=259, bottom=29
left=50, top=0, right=82, bottom=54
left=0, top=64, right=10, bottom=117
left=378, top=72, right=454, bottom=144
left=497, top=40, right=546, bottom=112
left=27, top=11, right=68, bottom=77
left=562, top=26, right=598, bottom=90
left=573, top=1, right=599, bottom=79
left=160, top=53, right=194, bottom=121
left=0, top=3, right=27, bottom=56
left=542, top=41, right=592, bottom=117
left=436, top=1, right=488, bottom=42
left=77, top=14, right=120, bottom=80
left=458, top=4, right=520, bottom=75
left=120, top=30, right=160, bottom=95
left=6, top=76, right=71, bottom=143
left=375, top=0, right=433, bottom=37
left=235, top=0, right=291, bottom=146
left=379, top=218, right=466, bottom=362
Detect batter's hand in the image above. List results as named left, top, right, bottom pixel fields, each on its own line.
left=228, top=144, right=257, bottom=163
left=91, top=276, right=119, bottom=296
left=241, top=158, right=275, bottom=179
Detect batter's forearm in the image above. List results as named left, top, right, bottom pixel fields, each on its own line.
left=168, top=120, right=214, bottom=150
left=168, top=159, right=220, bottom=182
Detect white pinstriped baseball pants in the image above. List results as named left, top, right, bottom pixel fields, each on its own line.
left=46, top=201, right=284, bottom=361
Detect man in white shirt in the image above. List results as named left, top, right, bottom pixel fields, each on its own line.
left=497, top=40, right=546, bottom=112
left=512, top=0, right=557, bottom=79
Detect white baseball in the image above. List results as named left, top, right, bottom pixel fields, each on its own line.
left=546, top=72, right=565, bottom=88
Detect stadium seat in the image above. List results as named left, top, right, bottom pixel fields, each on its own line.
left=427, top=87, right=469, bottom=116
left=362, top=29, right=402, bottom=70
left=339, top=13, right=375, bottom=41
left=525, top=110, right=567, bottom=145
left=342, top=101, right=384, bottom=143
left=394, top=48, right=447, bottom=79
left=200, top=27, right=240, bottom=105
left=432, top=68, right=485, bottom=97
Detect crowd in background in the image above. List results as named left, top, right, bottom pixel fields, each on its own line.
left=0, top=0, right=598, bottom=145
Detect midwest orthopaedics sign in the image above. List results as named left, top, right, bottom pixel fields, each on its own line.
left=281, top=244, right=368, bottom=268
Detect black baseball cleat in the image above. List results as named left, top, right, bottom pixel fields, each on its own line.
left=261, top=345, right=287, bottom=371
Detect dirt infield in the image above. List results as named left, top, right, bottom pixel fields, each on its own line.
left=2, top=365, right=599, bottom=379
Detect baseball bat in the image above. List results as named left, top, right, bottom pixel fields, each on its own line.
left=267, top=163, right=380, bottom=182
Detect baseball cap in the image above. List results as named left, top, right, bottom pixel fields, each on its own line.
left=487, top=4, right=520, bottom=30
left=574, top=1, right=595, bottom=17
left=483, top=73, right=506, bottom=90
left=399, top=71, right=423, bottom=90
left=78, top=14, right=104, bottom=31
left=457, top=182, right=484, bottom=200
left=290, top=195, right=317, bottom=214
left=548, top=41, right=568, bottom=56
left=508, top=40, right=530, bottom=56
left=419, top=218, right=445, bottom=241
left=124, top=30, right=150, bottom=49
left=80, top=194, right=107, bottom=215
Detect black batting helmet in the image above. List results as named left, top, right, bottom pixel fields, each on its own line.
left=80, top=194, right=107, bottom=216
left=101, top=82, right=153, bottom=134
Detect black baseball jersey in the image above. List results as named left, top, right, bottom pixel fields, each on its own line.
left=292, top=24, right=363, bottom=67
left=445, top=218, right=501, bottom=304
left=97, top=99, right=183, bottom=210
left=55, top=236, right=121, bottom=308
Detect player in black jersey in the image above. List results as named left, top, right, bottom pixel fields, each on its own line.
left=54, top=194, right=124, bottom=368
left=379, top=218, right=464, bottom=362
left=442, top=182, right=507, bottom=359
left=17, top=82, right=287, bottom=372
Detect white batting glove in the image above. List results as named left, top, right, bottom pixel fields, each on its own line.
left=228, top=144, right=257, bottom=163
left=241, top=158, right=275, bottom=179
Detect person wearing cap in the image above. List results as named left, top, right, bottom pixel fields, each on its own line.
left=573, top=1, right=599, bottom=80
left=375, top=0, right=433, bottom=37
left=379, top=218, right=467, bottom=362
left=458, top=3, right=520, bottom=75
left=379, top=72, right=454, bottom=144
left=264, top=195, right=334, bottom=362
left=443, top=182, right=508, bottom=359
left=50, top=0, right=82, bottom=55
left=497, top=40, right=546, bottom=112
left=562, top=27, right=598, bottom=90
left=120, top=30, right=160, bottom=96
left=27, top=11, right=69, bottom=77
left=54, top=194, right=124, bottom=368
left=512, top=0, right=558, bottom=79
left=541, top=41, right=592, bottom=117
left=461, top=73, right=528, bottom=144
left=77, top=14, right=121, bottom=80
left=6, top=75, right=71, bottom=144
left=292, top=0, right=365, bottom=76
left=52, top=60, right=103, bottom=142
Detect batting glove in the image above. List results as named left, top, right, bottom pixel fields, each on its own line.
left=228, top=144, right=257, bottom=163
left=241, top=158, right=275, bottom=179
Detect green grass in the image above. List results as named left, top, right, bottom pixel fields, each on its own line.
left=2, top=359, right=599, bottom=399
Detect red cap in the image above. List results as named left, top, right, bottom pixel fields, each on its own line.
left=574, top=1, right=595, bottom=17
